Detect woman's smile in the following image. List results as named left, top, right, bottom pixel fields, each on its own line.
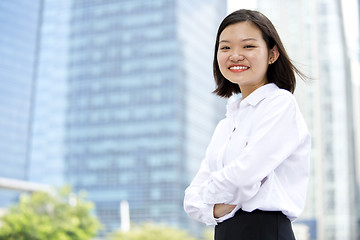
left=228, top=64, right=250, bottom=73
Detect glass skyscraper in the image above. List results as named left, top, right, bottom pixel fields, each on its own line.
left=64, top=0, right=226, bottom=234
left=1, top=0, right=227, bottom=236
left=0, top=0, right=42, bottom=206
left=0, top=0, right=227, bottom=236
left=29, top=0, right=70, bottom=187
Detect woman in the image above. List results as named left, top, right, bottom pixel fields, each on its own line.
left=183, top=9, right=311, bottom=240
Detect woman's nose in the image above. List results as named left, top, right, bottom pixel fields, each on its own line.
left=229, top=52, right=245, bottom=62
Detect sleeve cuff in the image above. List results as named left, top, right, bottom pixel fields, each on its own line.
left=202, top=204, right=218, bottom=226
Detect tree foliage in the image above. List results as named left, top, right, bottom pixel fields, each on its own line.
left=0, top=186, right=100, bottom=240
left=203, top=227, right=214, bottom=240
left=108, top=223, right=197, bottom=240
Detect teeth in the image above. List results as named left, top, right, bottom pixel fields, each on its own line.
left=230, top=66, right=248, bottom=70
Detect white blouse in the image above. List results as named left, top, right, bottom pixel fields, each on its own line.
left=183, top=83, right=311, bottom=226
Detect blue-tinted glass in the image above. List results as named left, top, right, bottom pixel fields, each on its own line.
left=64, top=0, right=226, bottom=235
left=0, top=0, right=42, bottom=206
left=1, top=0, right=226, bottom=237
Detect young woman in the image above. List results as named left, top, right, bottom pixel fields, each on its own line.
left=183, top=9, right=311, bottom=240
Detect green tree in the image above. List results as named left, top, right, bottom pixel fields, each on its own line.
left=0, top=186, right=100, bottom=240
left=108, top=223, right=197, bottom=240
left=203, top=227, right=214, bottom=240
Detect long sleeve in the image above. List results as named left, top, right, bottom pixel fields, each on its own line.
left=183, top=119, right=232, bottom=225
left=183, top=156, right=218, bottom=225
left=201, top=92, right=310, bottom=207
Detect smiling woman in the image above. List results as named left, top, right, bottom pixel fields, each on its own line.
left=183, top=9, right=311, bottom=240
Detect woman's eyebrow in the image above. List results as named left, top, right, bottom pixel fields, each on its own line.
left=242, top=38, right=258, bottom=42
left=219, top=38, right=258, bottom=43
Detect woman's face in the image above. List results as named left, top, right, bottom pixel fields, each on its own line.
left=217, top=21, right=277, bottom=97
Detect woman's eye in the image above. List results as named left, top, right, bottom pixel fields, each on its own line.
left=220, top=46, right=230, bottom=50
left=244, top=45, right=255, bottom=48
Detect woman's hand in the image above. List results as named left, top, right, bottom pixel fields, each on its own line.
left=213, top=204, right=236, bottom=218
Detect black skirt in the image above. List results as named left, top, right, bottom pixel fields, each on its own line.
left=214, top=209, right=296, bottom=240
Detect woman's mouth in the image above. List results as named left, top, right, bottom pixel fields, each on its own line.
left=229, top=65, right=249, bottom=72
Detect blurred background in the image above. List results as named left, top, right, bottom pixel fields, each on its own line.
left=0, top=0, right=359, bottom=239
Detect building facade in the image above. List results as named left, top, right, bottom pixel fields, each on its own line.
left=64, top=0, right=226, bottom=234
left=29, top=0, right=70, bottom=186
left=0, top=0, right=43, bottom=206
left=1, top=0, right=227, bottom=236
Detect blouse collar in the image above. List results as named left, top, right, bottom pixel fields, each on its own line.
left=225, top=83, right=280, bottom=118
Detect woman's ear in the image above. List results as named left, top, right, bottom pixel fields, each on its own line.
left=269, top=46, right=280, bottom=64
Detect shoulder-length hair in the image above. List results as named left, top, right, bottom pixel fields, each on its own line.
left=213, top=9, right=306, bottom=98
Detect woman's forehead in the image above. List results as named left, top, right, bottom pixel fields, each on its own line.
left=219, top=22, right=263, bottom=42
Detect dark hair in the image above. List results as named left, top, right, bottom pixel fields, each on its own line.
left=213, top=9, right=306, bottom=98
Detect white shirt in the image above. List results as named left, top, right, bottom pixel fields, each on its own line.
left=183, top=83, right=311, bottom=226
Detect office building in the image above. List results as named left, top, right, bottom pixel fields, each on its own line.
left=0, top=0, right=42, bottom=206
left=28, top=0, right=70, bottom=186
left=65, top=0, right=226, bottom=234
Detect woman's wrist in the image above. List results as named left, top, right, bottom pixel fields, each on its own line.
left=214, top=204, right=236, bottom=218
